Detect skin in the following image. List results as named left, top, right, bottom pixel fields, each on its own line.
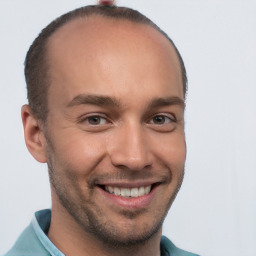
left=22, top=16, right=186, bottom=256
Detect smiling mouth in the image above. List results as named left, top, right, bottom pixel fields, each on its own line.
left=103, top=185, right=152, bottom=198
left=95, top=183, right=161, bottom=209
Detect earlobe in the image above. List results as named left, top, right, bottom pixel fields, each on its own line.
left=21, top=105, right=47, bottom=163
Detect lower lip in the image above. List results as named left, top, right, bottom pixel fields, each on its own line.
left=97, top=186, right=157, bottom=209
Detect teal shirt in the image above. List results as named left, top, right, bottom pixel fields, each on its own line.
left=4, top=209, right=199, bottom=256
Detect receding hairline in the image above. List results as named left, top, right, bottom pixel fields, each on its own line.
left=45, top=14, right=183, bottom=91
left=47, top=13, right=180, bottom=55
left=46, top=14, right=182, bottom=67
left=48, top=13, right=167, bottom=37
left=25, top=5, right=187, bottom=122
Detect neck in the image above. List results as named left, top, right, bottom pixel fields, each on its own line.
left=48, top=196, right=162, bottom=256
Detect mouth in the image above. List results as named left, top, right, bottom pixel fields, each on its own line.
left=97, top=181, right=161, bottom=198
left=96, top=182, right=160, bottom=209
left=104, top=185, right=152, bottom=198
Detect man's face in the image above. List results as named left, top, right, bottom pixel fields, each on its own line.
left=44, top=17, right=186, bottom=245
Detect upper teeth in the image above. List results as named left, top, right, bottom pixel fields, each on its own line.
left=105, top=185, right=151, bottom=198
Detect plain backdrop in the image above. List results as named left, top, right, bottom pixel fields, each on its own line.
left=0, top=1, right=256, bottom=255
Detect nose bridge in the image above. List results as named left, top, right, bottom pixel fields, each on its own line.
left=107, top=120, right=152, bottom=170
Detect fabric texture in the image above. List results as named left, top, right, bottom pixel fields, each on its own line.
left=4, top=209, right=199, bottom=256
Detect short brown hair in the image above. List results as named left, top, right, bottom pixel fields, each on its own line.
left=25, top=5, right=187, bottom=122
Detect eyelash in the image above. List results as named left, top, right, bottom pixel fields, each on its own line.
left=80, top=114, right=110, bottom=126
left=148, top=114, right=176, bottom=125
left=79, top=113, right=176, bottom=126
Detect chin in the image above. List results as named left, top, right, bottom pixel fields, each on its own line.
left=56, top=188, right=166, bottom=248
left=84, top=216, right=164, bottom=248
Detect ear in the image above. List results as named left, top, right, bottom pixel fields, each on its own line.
left=21, top=105, right=47, bottom=163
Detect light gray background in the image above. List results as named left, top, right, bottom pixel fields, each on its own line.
left=0, top=1, right=256, bottom=255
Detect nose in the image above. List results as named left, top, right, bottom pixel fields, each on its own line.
left=107, top=122, right=153, bottom=171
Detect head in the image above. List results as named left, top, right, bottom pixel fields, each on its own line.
left=22, top=4, right=187, bottom=248
left=24, top=5, right=187, bottom=122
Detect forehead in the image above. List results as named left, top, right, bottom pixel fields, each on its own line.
left=48, top=15, right=178, bottom=55
left=46, top=15, right=183, bottom=106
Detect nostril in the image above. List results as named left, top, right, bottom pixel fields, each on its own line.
left=111, top=157, right=153, bottom=172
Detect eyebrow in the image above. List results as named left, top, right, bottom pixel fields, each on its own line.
left=148, top=96, right=185, bottom=109
left=67, top=94, right=122, bottom=108
left=67, top=94, right=185, bottom=110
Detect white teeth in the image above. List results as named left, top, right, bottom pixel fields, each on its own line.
left=114, top=187, right=121, bottom=196
left=105, top=185, right=151, bottom=198
left=121, top=188, right=130, bottom=197
left=138, top=187, right=145, bottom=196
left=145, top=186, right=151, bottom=194
left=131, top=188, right=139, bottom=197
left=108, top=186, right=114, bottom=194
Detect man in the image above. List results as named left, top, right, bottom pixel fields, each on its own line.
left=5, top=1, right=199, bottom=256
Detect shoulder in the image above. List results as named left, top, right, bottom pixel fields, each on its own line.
left=161, top=236, right=200, bottom=256
left=3, top=222, right=50, bottom=256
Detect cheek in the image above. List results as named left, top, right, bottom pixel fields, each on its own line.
left=151, top=131, right=186, bottom=168
left=51, top=132, right=107, bottom=176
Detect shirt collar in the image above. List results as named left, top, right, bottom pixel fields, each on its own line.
left=32, top=209, right=65, bottom=256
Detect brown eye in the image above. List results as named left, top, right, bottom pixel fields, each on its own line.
left=86, top=116, right=108, bottom=125
left=153, top=116, right=165, bottom=124
left=150, top=115, right=173, bottom=125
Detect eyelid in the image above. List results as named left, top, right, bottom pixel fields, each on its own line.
left=148, top=113, right=176, bottom=123
left=78, top=113, right=111, bottom=124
